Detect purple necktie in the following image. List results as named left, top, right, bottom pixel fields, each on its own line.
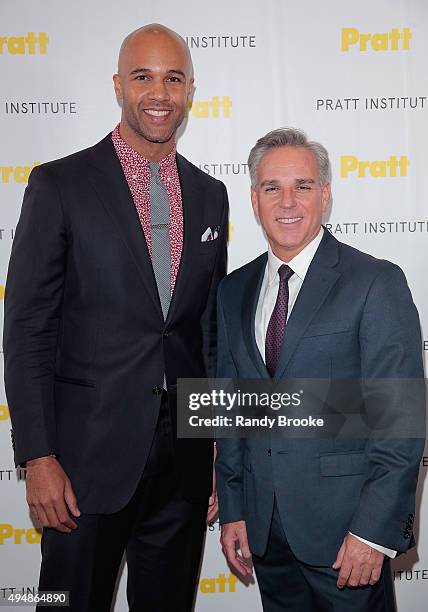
left=265, top=264, right=294, bottom=377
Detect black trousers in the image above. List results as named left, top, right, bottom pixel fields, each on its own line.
left=252, top=501, right=397, bottom=612
left=37, top=394, right=207, bottom=612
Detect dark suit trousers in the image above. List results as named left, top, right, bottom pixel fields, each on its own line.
left=37, top=393, right=207, bottom=612
left=252, top=501, right=396, bottom=612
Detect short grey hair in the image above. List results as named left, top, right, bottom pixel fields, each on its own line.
left=248, top=127, right=332, bottom=189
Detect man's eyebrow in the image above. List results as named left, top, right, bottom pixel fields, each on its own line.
left=260, top=179, right=280, bottom=187
left=130, top=68, right=150, bottom=75
left=296, top=178, right=316, bottom=184
left=167, top=69, right=186, bottom=78
left=129, top=68, right=186, bottom=78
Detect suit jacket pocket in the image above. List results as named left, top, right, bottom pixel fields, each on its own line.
left=303, top=321, right=350, bottom=338
left=199, top=239, right=218, bottom=253
left=319, top=451, right=367, bottom=476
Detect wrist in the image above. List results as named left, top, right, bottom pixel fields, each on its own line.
left=26, top=455, right=57, bottom=467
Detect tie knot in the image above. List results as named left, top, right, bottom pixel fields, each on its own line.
left=278, top=264, right=294, bottom=283
left=149, top=161, right=160, bottom=176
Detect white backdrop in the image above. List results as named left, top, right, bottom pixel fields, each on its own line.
left=1, top=0, right=427, bottom=609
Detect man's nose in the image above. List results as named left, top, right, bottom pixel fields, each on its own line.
left=148, top=79, right=170, bottom=102
left=280, top=187, right=296, bottom=209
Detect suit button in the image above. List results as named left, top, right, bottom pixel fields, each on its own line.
left=267, top=449, right=271, bottom=456
left=152, top=386, right=163, bottom=395
left=163, top=332, right=170, bottom=338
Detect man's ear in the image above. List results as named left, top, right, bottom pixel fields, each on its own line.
left=251, top=187, right=260, bottom=221
left=187, top=78, right=195, bottom=99
left=113, top=74, right=122, bottom=100
left=321, top=182, right=331, bottom=213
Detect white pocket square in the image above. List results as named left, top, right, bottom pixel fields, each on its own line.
left=201, top=226, right=219, bottom=242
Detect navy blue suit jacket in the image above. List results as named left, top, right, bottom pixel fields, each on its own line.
left=216, top=229, right=425, bottom=565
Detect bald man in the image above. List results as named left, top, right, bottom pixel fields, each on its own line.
left=4, top=24, right=228, bottom=611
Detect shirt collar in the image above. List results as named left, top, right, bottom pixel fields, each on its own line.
left=111, top=124, right=177, bottom=172
left=267, top=227, right=324, bottom=286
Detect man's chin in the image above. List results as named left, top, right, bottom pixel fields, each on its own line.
left=146, top=136, right=173, bottom=144
left=138, top=126, right=176, bottom=145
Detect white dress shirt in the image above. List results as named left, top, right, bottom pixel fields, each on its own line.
left=254, top=228, right=396, bottom=558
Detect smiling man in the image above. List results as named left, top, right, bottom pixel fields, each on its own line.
left=4, top=24, right=228, bottom=611
left=215, top=128, right=424, bottom=611
left=114, top=26, right=192, bottom=159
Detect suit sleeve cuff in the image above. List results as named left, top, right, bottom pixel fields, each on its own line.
left=349, top=532, right=397, bottom=558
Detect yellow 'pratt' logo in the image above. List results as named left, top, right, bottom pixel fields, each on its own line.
left=185, top=96, right=232, bottom=118
left=0, top=285, right=5, bottom=299
left=341, top=28, right=411, bottom=51
left=0, top=33, right=49, bottom=55
left=340, top=155, right=409, bottom=178
left=0, top=524, right=42, bottom=545
left=1, top=163, right=40, bottom=184
left=199, top=572, right=238, bottom=593
left=0, top=406, right=10, bottom=420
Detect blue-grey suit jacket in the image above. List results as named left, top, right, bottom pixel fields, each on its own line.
left=216, top=229, right=425, bottom=566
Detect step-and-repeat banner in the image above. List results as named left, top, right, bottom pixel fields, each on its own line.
left=1, top=1, right=427, bottom=610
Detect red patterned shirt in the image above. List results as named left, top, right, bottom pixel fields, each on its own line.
left=111, top=125, right=183, bottom=291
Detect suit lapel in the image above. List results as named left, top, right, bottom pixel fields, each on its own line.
left=87, top=135, right=163, bottom=320
left=242, top=254, right=270, bottom=378
left=87, top=142, right=206, bottom=327
left=165, top=154, right=204, bottom=326
left=275, top=230, right=341, bottom=379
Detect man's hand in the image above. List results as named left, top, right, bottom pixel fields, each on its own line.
left=207, top=444, right=218, bottom=524
left=26, top=456, right=81, bottom=533
left=220, top=520, right=253, bottom=577
left=332, top=533, right=384, bottom=589
left=207, top=466, right=218, bottom=524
